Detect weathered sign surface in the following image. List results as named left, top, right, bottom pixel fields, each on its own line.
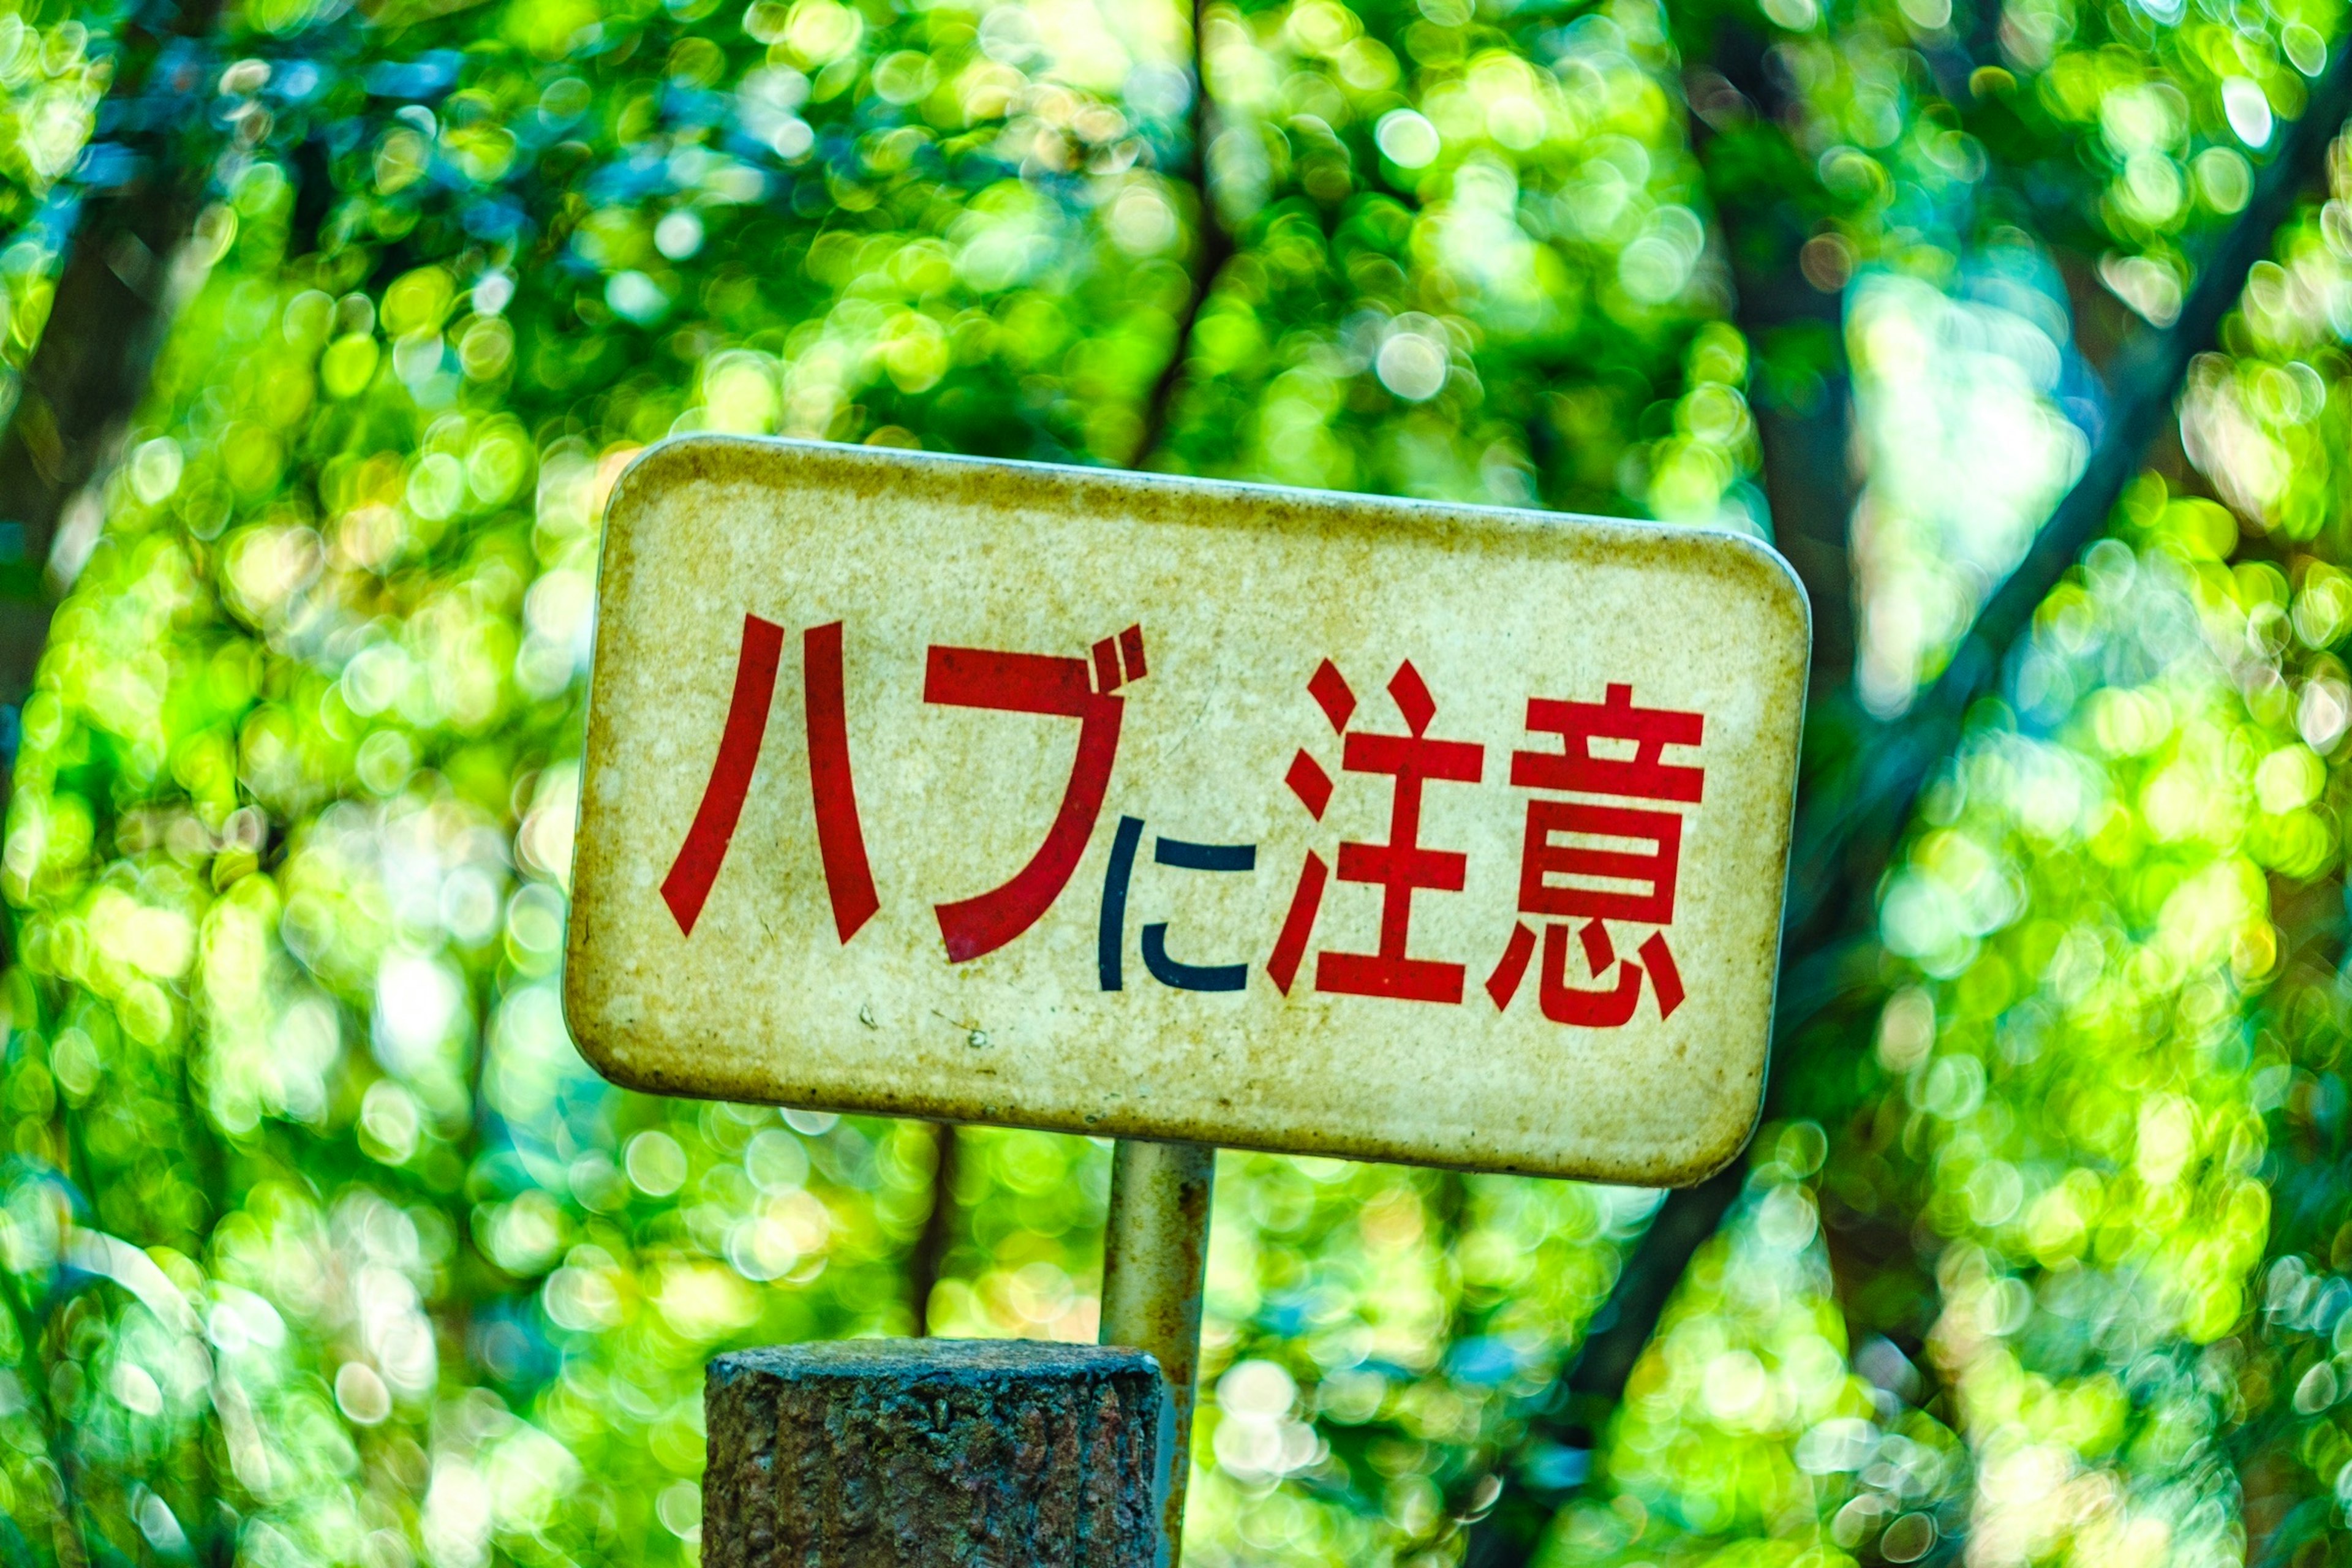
left=564, top=438, right=1807, bottom=1184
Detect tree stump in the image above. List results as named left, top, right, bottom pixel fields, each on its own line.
left=703, top=1338, right=1166, bottom=1567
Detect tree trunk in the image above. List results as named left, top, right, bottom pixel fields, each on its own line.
left=0, top=4, right=227, bottom=713
left=704, top=1338, right=1165, bottom=1568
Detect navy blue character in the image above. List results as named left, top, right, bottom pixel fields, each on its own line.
left=1098, top=816, right=1256, bottom=992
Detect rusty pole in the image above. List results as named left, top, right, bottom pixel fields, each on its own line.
left=1099, top=1139, right=1215, bottom=1564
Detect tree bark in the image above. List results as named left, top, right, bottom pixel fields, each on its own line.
left=704, top=1339, right=1164, bottom=1568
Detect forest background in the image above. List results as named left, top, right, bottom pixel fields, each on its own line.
left=0, top=0, right=2346, bottom=1559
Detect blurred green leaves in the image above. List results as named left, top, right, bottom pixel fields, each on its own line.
left=5, top=0, right=2352, bottom=1561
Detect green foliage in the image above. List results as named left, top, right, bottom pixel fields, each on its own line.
left=6, top=0, right=2352, bottom=1562
left=1160, top=0, right=1756, bottom=516
left=0, top=0, right=1737, bottom=1556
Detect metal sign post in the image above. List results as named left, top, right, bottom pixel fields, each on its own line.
left=1100, top=1140, right=1215, bottom=1562
left=562, top=435, right=1811, bottom=1564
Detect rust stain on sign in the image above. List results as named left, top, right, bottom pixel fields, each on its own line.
left=564, top=437, right=1809, bottom=1186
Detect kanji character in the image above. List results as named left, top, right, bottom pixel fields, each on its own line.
left=1485, top=683, right=1701, bottom=1023
left=925, top=626, right=1146, bottom=962
left=1099, top=816, right=1256, bottom=992
left=1512, top=682, right=1704, bottom=802
left=662, top=615, right=880, bottom=942
left=1485, top=918, right=1682, bottom=1025
left=1268, top=658, right=1485, bottom=1003
left=1265, top=660, right=1353, bottom=994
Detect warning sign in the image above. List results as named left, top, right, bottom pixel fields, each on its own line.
left=564, top=438, right=1807, bottom=1184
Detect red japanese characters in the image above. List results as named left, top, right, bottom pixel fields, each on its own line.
left=922, top=631, right=1145, bottom=962
left=660, top=615, right=881, bottom=943
left=660, top=620, right=1703, bottom=1031
left=1268, top=660, right=1487, bottom=1003
left=1485, top=683, right=1700, bottom=1023
left=1274, top=668, right=1702, bottom=1028
left=660, top=614, right=1146, bottom=963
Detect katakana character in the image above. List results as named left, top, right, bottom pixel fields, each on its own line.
left=1268, top=658, right=1485, bottom=1003
left=804, top=620, right=880, bottom=943
left=1099, top=816, right=1256, bottom=992
left=1485, top=683, right=1701, bottom=1023
left=663, top=614, right=783, bottom=937
left=662, top=616, right=880, bottom=943
left=926, top=626, right=1146, bottom=963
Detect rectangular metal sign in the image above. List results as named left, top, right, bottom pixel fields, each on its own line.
left=564, top=438, right=1808, bottom=1184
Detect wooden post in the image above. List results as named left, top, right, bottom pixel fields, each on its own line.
left=704, top=1338, right=1164, bottom=1567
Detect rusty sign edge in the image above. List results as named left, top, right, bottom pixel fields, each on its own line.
left=564, top=434, right=1810, bottom=1188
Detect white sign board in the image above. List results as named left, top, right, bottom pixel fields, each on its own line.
left=564, top=438, right=1808, bottom=1184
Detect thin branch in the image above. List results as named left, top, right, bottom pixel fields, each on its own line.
left=908, top=1121, right=959, bottom=1334
left=1468, top=36, right=2352, bottom=1568
left=1127, top=0, right=1232, bottom=469
left=1784, top=35, right=2352, bottom=953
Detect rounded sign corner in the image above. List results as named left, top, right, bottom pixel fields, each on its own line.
left=558, top=967, right=642, bottom=1093
left=1660, top=1098, right=1768, bottom=1189
left=604, top=437, right=687, bottom=516
left=1713, top=529, right=1814, bottom=669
